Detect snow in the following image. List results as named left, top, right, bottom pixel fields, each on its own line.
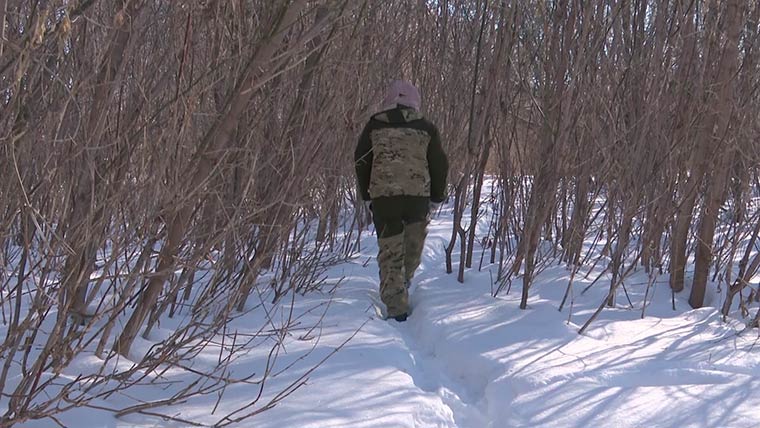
left=5, top=202, right=760, bottom=428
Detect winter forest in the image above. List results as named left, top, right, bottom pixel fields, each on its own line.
left=1, top=0, right=760, bottom=427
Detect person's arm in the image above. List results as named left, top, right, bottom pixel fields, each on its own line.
left=354, top=123, right=373, bottom=201
left=427, top=125, right=448, bottom=203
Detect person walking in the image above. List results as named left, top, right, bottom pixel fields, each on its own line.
left=355, top=80, right=449, bottom=322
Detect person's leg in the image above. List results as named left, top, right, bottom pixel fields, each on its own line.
left=372, top=199, right=409, bottom=318
left=403, top=220, right=428, bottom=287
left=377, top=233, right=407, bottom=318
left=399, top=196, right=430, bottom=288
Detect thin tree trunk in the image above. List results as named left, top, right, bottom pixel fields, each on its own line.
left=689, top=0, right=743, bottom=309
left=62, top=0, right=144, bottom=320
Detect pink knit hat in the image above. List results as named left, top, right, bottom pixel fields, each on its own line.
left=382, top=80, right=421, bottom=111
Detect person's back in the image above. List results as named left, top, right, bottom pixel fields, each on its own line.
left=355, top=80, right=448, bottom=321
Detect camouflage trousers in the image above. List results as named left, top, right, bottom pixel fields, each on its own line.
left=372, top=196, right=429, bottom=318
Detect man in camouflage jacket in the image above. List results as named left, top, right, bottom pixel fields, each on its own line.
left=355, top=80, right=449, bottom=322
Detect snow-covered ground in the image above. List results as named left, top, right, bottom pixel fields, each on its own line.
left=8, top=205, right=760, bottom=428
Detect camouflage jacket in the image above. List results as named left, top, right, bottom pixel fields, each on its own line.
left=354, top=106, right=448, bottom=202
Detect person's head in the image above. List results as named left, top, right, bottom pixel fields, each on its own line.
left=382, top=80, right=421, bottom=111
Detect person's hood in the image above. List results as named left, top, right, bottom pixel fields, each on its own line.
left=381, top=80, right=421, bottom=111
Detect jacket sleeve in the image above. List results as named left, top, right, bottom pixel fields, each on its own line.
left=427, top=125, right=449, bottom=203
left=354, top=123, right=373, bottom=201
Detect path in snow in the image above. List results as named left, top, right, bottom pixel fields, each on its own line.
left=393, top=281, right=492, bottom=428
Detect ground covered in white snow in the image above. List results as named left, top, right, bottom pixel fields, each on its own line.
left=9, top=208, right=760, bottom=428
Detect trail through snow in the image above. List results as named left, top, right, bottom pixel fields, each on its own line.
left=393, top=281, right=491, bottom=428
